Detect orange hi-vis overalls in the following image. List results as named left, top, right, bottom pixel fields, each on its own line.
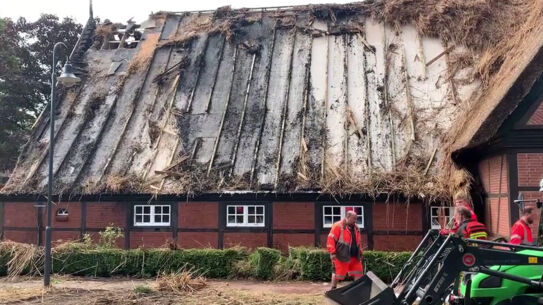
left=327, top=219, right=364, bottom=280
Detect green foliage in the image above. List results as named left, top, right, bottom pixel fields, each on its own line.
left=97, top=226, right=124, bottom=248
left=364, top=251, right=412, bottom=283
left=249, top=247, right=281, bottom=280
left=0, top=242, right=409, bottom=282
left=0, top=15, right=81, bottom=171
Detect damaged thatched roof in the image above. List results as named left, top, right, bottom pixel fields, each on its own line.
left=3, top=1, right=541, bottom=200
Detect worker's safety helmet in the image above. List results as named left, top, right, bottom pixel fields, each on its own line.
left=539, top=178, right=543, bottom=192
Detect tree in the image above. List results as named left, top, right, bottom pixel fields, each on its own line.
left=0, top=15, right=81, bottom=172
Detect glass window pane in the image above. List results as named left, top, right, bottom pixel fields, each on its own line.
left=333, top=207, right=340, bottom=214
left=143, top=215, right=150, bottom=223
left=135, top=215, right=142, bottom=222
left=355, top=207, right=362, bottom=215
left=163, top=206, right=170, bottom=213
left=163, top=215, right=169, bottom=223
left=324, top=216, right=332, bottom=224
left=155, top=206, right=161, bottom=214
left=155, top=215, right=161, bottom=223
left=248, top=206, right=255, bottom=214
left=256, top=216, right=263, bottom=224
left=228, top=216, right=235, bottom=223
left=333, top=216, right=341, bottom=223
left=357, top=217, right=363, bottom=225
left=256, top=206, right=264, bottom=214
left=228, top=206, right=235, bottom=214
left=324, top=207, right=331, bottom=215
left=144, top=206, right=150, bottom=214
left=248, top=216, right=255, bottom=223
left=135, top=206, right=142, bottom=214
left=236, top=206, right=244, bottom=214
left=236, top=216, right=243, bottom=223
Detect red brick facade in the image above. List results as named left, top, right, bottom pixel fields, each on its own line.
left=478, top=154, right=510, bottom=237
left=1, top=200, right=427, bottom=251
left=372, top=202, right=422, bottom=231
left=518, top=153, right=543, bottom=187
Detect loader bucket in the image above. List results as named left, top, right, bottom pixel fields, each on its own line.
left=325, top=271, right=397, bottom=305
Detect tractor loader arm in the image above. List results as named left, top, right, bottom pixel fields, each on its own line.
left=325, top=231, right=543, bottom=305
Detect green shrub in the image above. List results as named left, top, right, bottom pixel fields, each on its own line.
left=249, top=247, right=281, bottom=280
left=0, top=241, right=410, bottom=282
left=98, top=226, right=124, bottom=248
left=363, top=251, right=411, bottom=283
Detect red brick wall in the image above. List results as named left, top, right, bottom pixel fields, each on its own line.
left=87, top=202, right=126, bottom=228
left=373, top=235, right=422, bottom=251
left=178, top=232, right=218, bottom=248
left=51, top=231, right=80, bottom=244
left=273, top=202, right=314, bottom=229
left=4, top=202, right=37, bottom=227
left=273, top=233, right=313, bottom=252
left=479, top=155, right=508, bottom=194
left=3, top=230, right=37, bottom=243
left=223, top=232, right=267, bottom=249
left=527, top=99, right=543, bottom=125
left=478, top=155, right=510, bottom=237
left=42, top=202, right=81, bottom=228
left=130, top=232, right=173, bottom=248
left=485, top=197, right=510, bottom=237
left=518, top=153, right=543, bottom=187
left=179, top=202, right=218, bottom=228
left=372, top=202, right=422, bottom=231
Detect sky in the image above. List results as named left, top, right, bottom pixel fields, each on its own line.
left=2, top=0, right=353, bottom=23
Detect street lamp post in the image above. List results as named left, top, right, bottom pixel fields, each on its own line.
left=44, top=42, right=80, bottom=287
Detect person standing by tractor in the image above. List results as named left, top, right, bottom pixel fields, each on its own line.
left=327, top=210, right=364, bottom=290
left=510, top=206, right=535, bottom=245
left=441, top=192, right=478, bottom=235
left=454, top=206, right=488, bottom=240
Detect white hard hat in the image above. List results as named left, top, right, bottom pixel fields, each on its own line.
left=539, top=178, right=543, bottom=192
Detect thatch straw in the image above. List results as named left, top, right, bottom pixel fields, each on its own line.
left=0, top=241, right=44, bottom=279
left=156, top=266, right=207, bottom=293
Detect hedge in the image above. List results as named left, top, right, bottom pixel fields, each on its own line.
left=0, top=244, right=410, bottom=282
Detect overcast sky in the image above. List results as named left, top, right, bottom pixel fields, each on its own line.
left=2, top=0, right=353, bottom=23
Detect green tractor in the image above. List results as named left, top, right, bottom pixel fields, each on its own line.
left=454, top=249, right=543, bottom=305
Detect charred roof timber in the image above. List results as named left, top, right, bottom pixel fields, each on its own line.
left=3, top=0, right=543, bottom=203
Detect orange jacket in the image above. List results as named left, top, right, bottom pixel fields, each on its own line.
left=510, top=219, right=533, bottom=245
left=327, top=219, right=363, bottom=262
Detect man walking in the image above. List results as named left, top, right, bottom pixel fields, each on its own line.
left=510, top=206, right=535, bottom=245
left=326, top=210, right=364, bottom=290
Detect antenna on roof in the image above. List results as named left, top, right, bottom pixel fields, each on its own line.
left=89, top=0, right=93, bottom=19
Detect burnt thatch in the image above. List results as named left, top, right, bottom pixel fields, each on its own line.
left=3, top=1, right=542, bottom=202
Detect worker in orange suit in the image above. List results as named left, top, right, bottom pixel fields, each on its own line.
left=510, top=206, right=535, bottom=245
left=327, top=210, right=364, bottom=290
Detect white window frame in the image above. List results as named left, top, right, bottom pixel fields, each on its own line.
left=430, top=206, right=455, bottom=229
left=322, top=205, right=364, bottom=228
left=226, top=205, right=265, bottom=227
left=134, top=204, right=171, bottom=227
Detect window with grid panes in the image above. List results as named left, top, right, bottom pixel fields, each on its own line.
left=322, top=205, right=364, bottom=228
left=430, top=206, right=454, bottom=229
left=226, top=205, right=265, bottom=227
left=134, top=205, right=170, bottom=226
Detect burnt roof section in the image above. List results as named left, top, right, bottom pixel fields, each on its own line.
left=3, top=1, right=537, bottom=200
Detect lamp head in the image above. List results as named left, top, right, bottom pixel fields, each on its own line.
left=57, top=63, right=81, bottom=87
